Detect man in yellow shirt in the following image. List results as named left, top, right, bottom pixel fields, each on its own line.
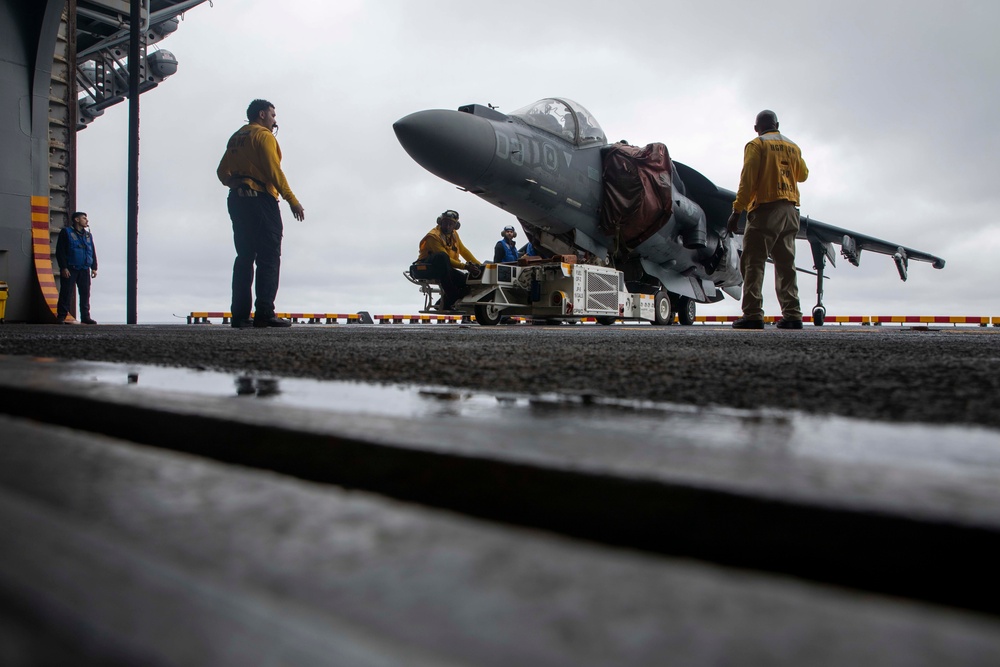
left=411, top=210, right=482, bottom=311
left=217, top=99, right=305, bottom=328
left=727, top=110, right=808, bottom=330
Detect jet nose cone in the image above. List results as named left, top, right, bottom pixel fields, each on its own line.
left=393, top=109, right=497, bottom=188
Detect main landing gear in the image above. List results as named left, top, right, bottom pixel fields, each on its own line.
left=653, top=290, right=674, bottom=325
left=676, top=296, right=697, bottom=326
left=652, top=291, right=696, bottom=326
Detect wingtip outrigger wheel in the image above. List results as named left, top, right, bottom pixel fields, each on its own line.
left=808, top=239, right=829, bottom=326
left=812, top=304, right=826, bottom=326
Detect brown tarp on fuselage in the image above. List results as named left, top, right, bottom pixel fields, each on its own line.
left=599, top=142, right=673, bottom=253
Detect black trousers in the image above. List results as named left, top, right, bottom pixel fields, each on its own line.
left=410, top=252, right=467, bottom=308
left=57, top=267, right=92, bottom=319
left=228, top=191, right=283, bottom=322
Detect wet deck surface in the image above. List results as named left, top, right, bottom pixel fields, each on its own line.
left=2, top=322, right=999, bottom=426
left=1, top=324, right=999, bottom=665
left=5, top=355, right=1000, bottom=527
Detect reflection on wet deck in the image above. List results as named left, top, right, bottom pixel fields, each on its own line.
left=56, top=359, right=1000, bottom=485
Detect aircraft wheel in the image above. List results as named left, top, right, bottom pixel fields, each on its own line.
left=474, top=304, right=504, bottom=326
left=812, top=305, right=826, bottom=326
left=653, top=291, right=674, bottom=325
left=677, top=296, right=697, bottom=326
left=596, top=316, right=617, bottom=326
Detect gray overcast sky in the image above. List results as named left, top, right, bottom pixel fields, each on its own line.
left=77, top=0, right=999, bottom=323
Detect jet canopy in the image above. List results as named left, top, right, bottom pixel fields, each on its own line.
left=510, top=98, right=607, bottom=147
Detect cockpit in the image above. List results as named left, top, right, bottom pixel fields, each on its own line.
left=510, top=98, right=607, bottom=147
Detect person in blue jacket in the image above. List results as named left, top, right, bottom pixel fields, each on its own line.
left=493, top=225, right=519, bottom=263
left=55, top=211, right=99, bottom=324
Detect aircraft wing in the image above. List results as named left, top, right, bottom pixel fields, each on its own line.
left=673, top=161, right=945, bottom=281
left=798, top=216, right=946, bottom=279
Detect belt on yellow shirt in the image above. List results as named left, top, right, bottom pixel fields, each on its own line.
left=232, top=186, right=259, bottom=198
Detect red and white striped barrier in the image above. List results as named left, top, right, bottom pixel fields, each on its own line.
left=187, top=312, right=999, bottom=327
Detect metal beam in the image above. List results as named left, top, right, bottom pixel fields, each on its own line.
left=126, top=0, right=140, bottom=324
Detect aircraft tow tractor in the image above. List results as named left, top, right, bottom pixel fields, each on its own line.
left=408, top=259, right=673, bottom=326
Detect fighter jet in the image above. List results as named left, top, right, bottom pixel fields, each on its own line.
left=393, top=98, right=945, bottom=325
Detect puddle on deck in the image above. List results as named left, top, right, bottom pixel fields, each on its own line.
left=35, top=358, right=1000, bottom=481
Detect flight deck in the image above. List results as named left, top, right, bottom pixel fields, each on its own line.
left=1, top=324, right=999, bottom=665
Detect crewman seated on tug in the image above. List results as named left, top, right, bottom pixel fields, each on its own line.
left=409, top=209, right=482, bottom=311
